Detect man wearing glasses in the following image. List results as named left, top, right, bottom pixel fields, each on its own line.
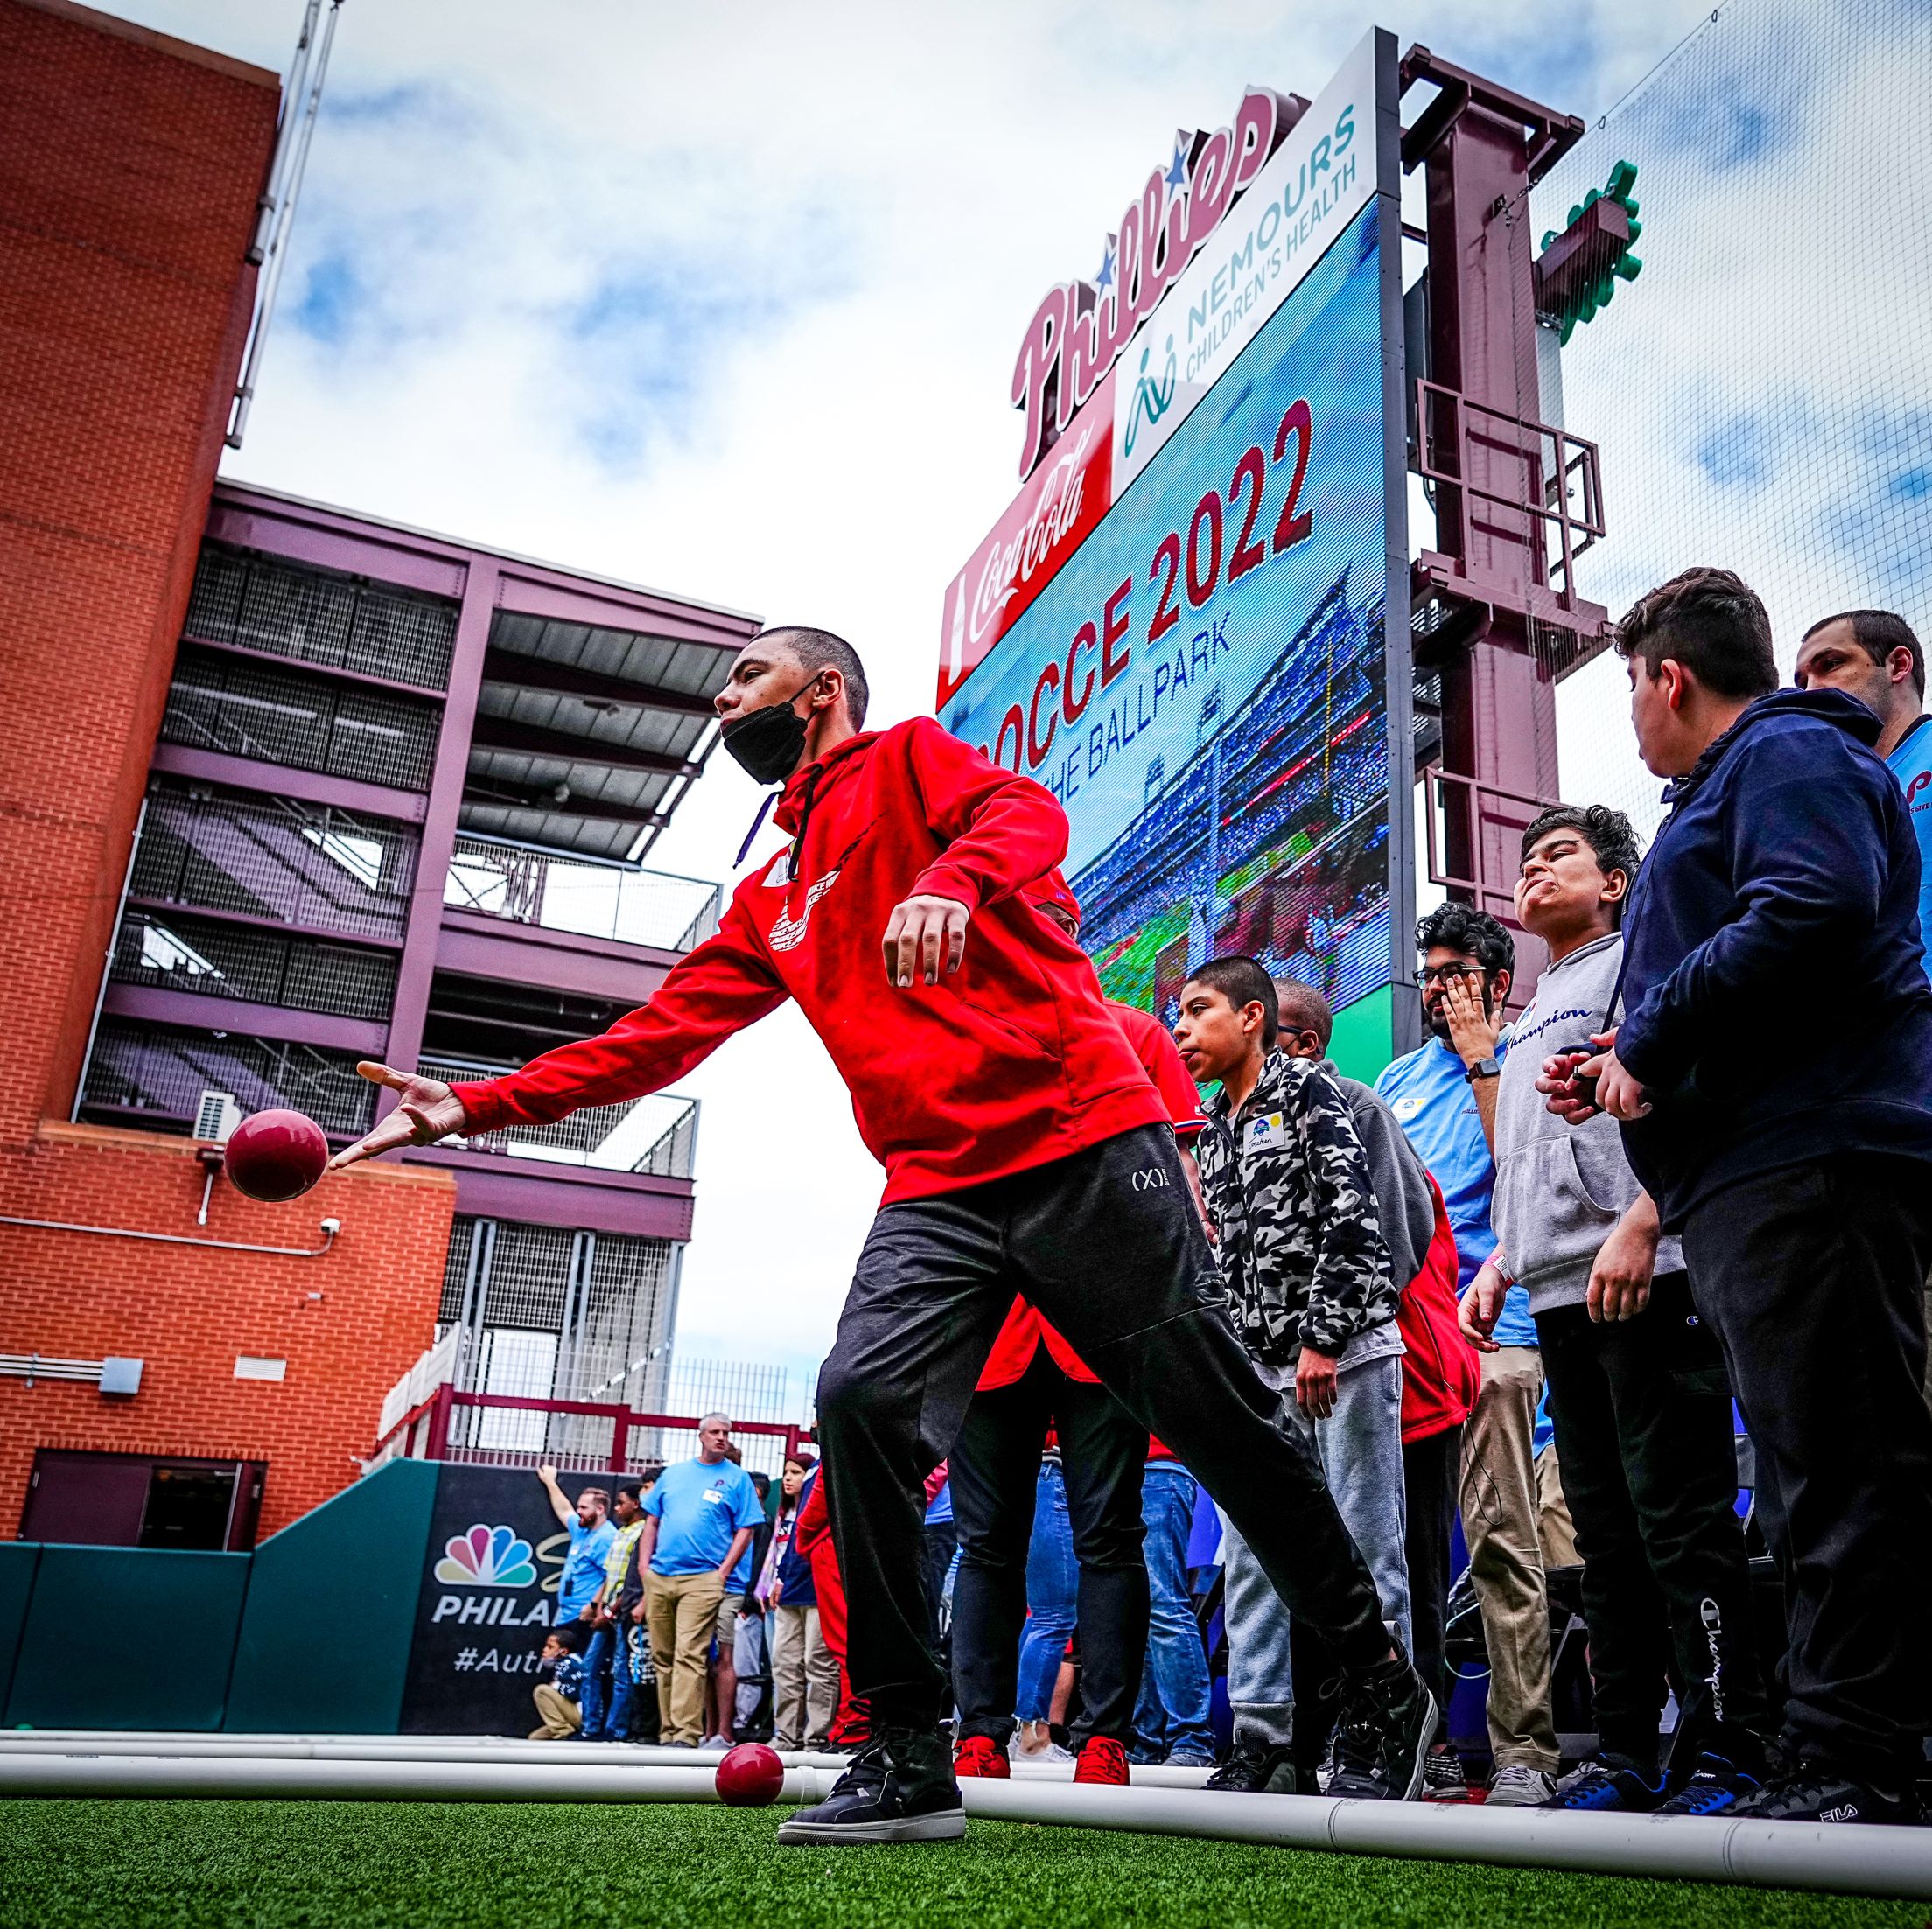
left=1375, top=907, right=1561, bottom=1807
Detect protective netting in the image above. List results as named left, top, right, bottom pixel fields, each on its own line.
left=1536, top=0, right=1932, bottom=838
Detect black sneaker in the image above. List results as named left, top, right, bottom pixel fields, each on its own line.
left=1543, top=1754, right=1666, bottom=1812
left=1656, top=1751, right=1761, bottom=1818
left=1732, top=1762, right=1922, bottom=1826
left=1203, top=1745, right=1298, bottom=1794
left=1327, top=1657, right=1438, bottom=1801
left=1421, top=1745, right=1471, bottom=1802
left=775, top=1728, right=966, bottom=1844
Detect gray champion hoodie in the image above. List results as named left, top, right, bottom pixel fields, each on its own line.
left=1490, top=930, right=1684, bottom=1315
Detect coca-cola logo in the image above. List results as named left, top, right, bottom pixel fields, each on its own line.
left=968, top=428, right=1095, bottom=647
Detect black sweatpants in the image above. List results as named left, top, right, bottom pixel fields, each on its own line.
left=1680, top=1156, right=1932, bottom=1786
left=1403, top=1422, right=1462, bottom=1726
left=816, top=1123, right=1394, bottom=1732
left=950, top=1345, right=1149, bottom=1746
left=1536, top=1271, right=1767, bottom=1774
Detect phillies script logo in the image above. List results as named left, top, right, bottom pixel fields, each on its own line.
left=1010, top=87, right=1301, bottom=480
left=939, top=405, right=1112, bottom=708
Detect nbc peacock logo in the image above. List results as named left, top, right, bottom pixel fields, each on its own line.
left=434, top=1523, right=539, bottom=1589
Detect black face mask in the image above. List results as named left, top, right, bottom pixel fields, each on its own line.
left=721, top=695, right=808, bottom=786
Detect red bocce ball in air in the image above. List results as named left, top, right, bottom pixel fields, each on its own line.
left=223, top=1109, right=331, bottom=1202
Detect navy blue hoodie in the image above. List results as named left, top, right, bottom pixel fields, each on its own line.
left=1616, top=687, right=1932, bottom=1227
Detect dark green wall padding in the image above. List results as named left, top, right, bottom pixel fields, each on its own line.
left=0, top=1542, right=40, bottom=1716
left=6, top=1546, right=250, bottom=1730
left=0, top=1460, right=438, bottom=1733
left=225, top=1457, right=438, bottom=1733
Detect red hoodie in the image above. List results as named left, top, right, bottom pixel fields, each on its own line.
left=1396, top=1173, right=1480, bottom=1445
left=452, top=718, right=1168, bottom=1202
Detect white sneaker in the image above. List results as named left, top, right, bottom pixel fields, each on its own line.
left=1009, top=1737, right=1075, bottom=1764
left=1485, top=1764, right=1558, bottom=1807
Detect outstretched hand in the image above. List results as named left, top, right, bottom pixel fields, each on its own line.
left=882, top=894, right=970, bottom=988
left=326, top=1062, right=468, bottom=1171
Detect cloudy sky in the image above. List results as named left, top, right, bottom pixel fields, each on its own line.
left=102, top=0, right=1929, bottom=1408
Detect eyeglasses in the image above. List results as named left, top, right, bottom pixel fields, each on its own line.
left=1418, top=962, right=1484, bottom=988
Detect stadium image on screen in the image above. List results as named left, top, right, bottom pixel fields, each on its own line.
left=941, top=182, right=1408, bottom=1057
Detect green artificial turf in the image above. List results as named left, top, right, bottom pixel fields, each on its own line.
left=0, top=1800, right=1922, bottom=1929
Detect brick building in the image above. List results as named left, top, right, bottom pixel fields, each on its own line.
left=0, top=0, right=752, bottom=1544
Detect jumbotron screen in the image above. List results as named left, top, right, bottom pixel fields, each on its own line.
left=940, top=125, right=1405, bottom=1055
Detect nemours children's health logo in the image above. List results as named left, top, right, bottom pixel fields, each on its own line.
left=434, top=1523, right=539, bottom=1588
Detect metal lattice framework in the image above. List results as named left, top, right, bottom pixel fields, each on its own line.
left=80, top=1022, right=376, bottom=1136
left=186, top=542, right=458, bottom=690
left=436, top=1215, right=680, bottom=1456
left=132, top=779, right=417, bottom=943
left=112, top=907, right=398, bottom=1020
left=163, top=647, right=440, bottom=792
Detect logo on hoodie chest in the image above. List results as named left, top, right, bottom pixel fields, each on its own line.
left=770, top=870, right=841, bottom=952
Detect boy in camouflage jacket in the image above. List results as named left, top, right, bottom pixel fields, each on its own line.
left=1176, top=955, right=1413, bottom=1793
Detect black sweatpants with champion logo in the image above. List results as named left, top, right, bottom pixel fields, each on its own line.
left=816, top=1122, right=1395, bottom=1734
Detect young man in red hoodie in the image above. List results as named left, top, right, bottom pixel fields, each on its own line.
left=331, top=626, right=1436, bottom=1843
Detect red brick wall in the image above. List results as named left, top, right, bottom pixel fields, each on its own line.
left=0, top=2, right=463, bottom=1540
left=0, top=0, right=277, bottom=1129
left=0, top=1128, right=456, bottom=1536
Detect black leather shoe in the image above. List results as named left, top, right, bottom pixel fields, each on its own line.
left=775, top=1728, right=966, bottom=1844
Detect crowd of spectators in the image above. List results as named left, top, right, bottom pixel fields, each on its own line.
left=522, top=572, right=1931, bottom=1827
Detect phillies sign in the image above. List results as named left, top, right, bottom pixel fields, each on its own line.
left=1009, top=86, right=1306, bottom=482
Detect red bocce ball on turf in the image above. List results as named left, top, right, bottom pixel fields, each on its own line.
left=715, top=1743, right=785, bottom=1807
left=223, top=1109, right=331, bottom=1202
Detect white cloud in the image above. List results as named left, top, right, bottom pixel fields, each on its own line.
left=100, top=0, right=1773, bottom=1398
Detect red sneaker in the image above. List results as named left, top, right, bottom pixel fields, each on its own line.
left=1073, top=1737, right=1130, bottom=1786
left=953, top=1734, right=1011, bottom=1779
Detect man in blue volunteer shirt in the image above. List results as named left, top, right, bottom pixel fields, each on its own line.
left=1376, top=905, right=1559, bottom=1806
left=1555, top=569, right=1932, bottom=1825
left=638, top=1413, right=766, bottom=1746
left=537, top=1464, right=615, bottom=1623
left=1795, top=608, right=1932, bottom=1409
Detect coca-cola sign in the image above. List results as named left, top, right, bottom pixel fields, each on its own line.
left=937, top=374, right=1115, bottom=708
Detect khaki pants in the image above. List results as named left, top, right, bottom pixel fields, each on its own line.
left=1459, top=1345, right=1559, bottom=1772
left=1536, top=1438, right=1581, bottom=1569
left=528, top=1681, right=582, bottom=1740
left=769, top=1602, right=837, bottom=1750
left=645, top=1569, right=726, bottom=1744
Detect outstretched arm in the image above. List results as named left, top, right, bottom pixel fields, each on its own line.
left=329, top=899, right=787, bottom=1168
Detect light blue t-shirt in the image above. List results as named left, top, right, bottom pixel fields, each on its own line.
left=559, top=1513, right=617, bottom=1618
left=925, top=1479, right=953, bottom=1527
left=1888, top=715, right=1932, bottom=984
left=1375, top=1031, right=1536, bottom=1348
left=644, top=1457, right=767, bottom=1580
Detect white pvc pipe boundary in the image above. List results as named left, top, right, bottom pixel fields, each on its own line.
left=960, top=1781, right=1932, bottom=1902
left=3, top=1753, right=1928, bottom=1899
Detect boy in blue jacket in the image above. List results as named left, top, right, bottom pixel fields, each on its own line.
left=1548, top=567, right=1932, bottom=1826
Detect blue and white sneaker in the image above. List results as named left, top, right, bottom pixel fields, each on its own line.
left=1656, top=1751, right=1762, bottom=1818
left=1543, top=1754, right=1666, bottom=1812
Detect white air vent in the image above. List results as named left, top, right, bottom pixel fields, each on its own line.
left=193, top=1090, right=242, bottom=1144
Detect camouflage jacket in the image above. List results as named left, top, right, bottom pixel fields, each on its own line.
left=1196, top=1049, right=1399, bottom=1363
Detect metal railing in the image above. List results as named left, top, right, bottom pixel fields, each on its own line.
left=369, top=1386, right=815, bottom=1480
left=418, top=1058, right=698, bottom=1178
left=444, top=835, right=721, bottom=954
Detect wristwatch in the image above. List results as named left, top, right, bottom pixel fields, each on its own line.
left=1465, top=1056, right=1501, bottom=1082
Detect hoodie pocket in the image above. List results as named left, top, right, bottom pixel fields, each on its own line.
left=1492, top=1129, right=1624, bottom=1287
